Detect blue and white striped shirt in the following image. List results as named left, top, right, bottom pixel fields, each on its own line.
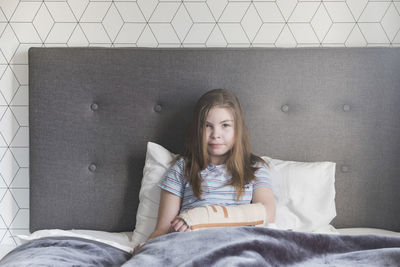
left=158, top=158, right=272, bottom=213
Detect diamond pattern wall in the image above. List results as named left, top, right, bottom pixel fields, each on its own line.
left=0, top=0, right=400, bottom=246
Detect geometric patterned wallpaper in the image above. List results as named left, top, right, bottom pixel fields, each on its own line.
left=0, top=0, right=399, bottom=246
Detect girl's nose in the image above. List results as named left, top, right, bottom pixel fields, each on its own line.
left=211, top=129, right=221, bottom=139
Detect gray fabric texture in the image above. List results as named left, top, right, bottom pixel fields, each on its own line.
left=0, top=237, right=131, bottom=266
left=28, top=47, right=400, bottom=232
left=126, top=226, right=400, bottom=266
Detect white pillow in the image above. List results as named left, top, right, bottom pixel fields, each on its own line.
left=132, top=142, right=336, bottom=245
left=262, top=157, right=336, bottom=232
left=132, top=142, right=177, bottom=246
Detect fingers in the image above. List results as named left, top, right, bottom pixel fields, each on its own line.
left=171, top=217, right=191, bottom=232
left=171, top=219, right=185, bottom=232
left=177, top=222, right=189, bottom=232
left=170, top=217, right=180, bottom=227
left=170, top=217, right=183, bottom=230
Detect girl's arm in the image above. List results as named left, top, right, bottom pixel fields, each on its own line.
left=147, top=189, right=181, bottom=240
left=252, top=187, right=276, bottom=223
left=147, top=189, right=188, bottom=241
left=133, top=189, right=188, bottom=255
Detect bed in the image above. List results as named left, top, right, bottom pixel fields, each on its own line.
left=0, top=47, right=399, bottom=266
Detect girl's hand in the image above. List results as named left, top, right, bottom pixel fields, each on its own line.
left=170, top=216, right=191, bottom=232
left=132, top=242, right=145, bottom=255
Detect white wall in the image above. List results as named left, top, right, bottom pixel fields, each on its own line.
left=0, top=0, right=399, bottom=245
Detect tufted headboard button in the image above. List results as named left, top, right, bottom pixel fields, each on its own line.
left=341, top=165, right=350, bottom=173
left=91, top=103, right=98, bottom=111
left=343, top=104, right=351, bottom=112
left=88, top=164, right=97, bottom=172
left=154, top=104, right=162, bottom=113
left=281, top=104, right=289, bottom=113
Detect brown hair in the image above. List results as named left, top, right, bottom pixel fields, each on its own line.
left=181, top=89, right=266, bottom=200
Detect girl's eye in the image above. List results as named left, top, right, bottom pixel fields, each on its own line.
left=223, top=123, right=231, bottom=127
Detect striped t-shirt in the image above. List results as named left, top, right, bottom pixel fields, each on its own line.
left=158, top=157, right=272, bottom=213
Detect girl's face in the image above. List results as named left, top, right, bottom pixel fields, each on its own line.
left=205, top=107, right=235, bottom=165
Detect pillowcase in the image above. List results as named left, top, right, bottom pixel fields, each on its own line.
left=132, top=142, right=336, bottom=246
left=262, top=157, right=336, bottom=232
left=132, top=142, right=177, bottom=246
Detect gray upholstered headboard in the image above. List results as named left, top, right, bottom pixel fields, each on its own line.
left=29, top=47, right=400, bottom=233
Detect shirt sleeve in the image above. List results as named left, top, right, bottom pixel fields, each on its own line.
left=158, top=158, right=186, bottom=198
left=252, top=162, right=272, bottom=191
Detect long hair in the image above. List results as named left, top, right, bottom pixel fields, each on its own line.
left=181, top=89, right=266, bottom=200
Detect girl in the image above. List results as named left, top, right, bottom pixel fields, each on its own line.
left=134, top=89, right=276, bottom=253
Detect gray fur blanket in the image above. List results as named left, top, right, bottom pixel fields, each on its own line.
left=1, top=227, right=399, bottom=266
left=0, top=236, right=131, bottom=267
left=125, top=226, right=400, bottom=266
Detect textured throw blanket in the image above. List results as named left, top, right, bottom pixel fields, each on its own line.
left=125, top=226, right=400, bottom=266
left=0, top=236, right=131, bottom=267
left=1, top=227, right=399, bottom=266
